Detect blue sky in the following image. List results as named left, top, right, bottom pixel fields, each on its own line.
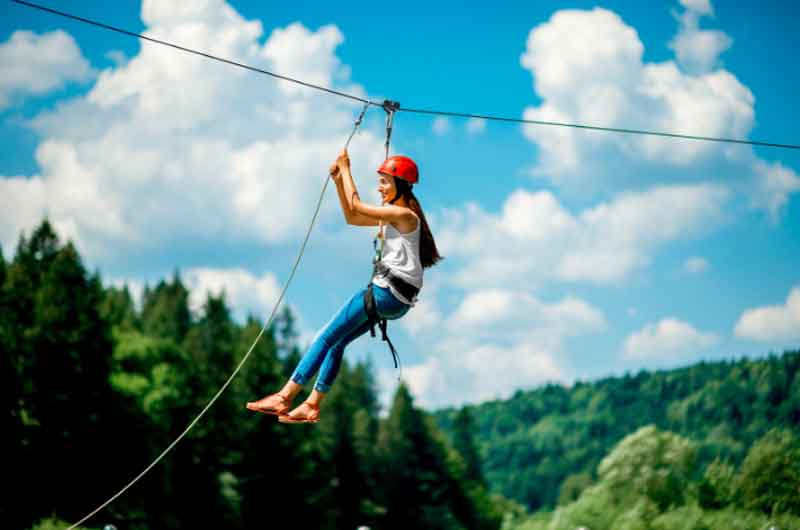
left=1, top=0, right=798, bottom=410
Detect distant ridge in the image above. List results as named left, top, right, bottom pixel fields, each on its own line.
left=434, top=350, right=800, bottom=511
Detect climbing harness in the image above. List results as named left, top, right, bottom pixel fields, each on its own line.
left=363, top=100, right=417, bottom=381
left=364, top=248, right=420, bottom=379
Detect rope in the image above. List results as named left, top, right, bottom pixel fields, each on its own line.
left=63, top=106, right=371, bottom=530
left=346, top=102, right=369, bottom=149
left=11, top=0, right=799, bottom=151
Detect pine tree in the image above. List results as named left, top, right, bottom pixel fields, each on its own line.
left=7, top=222, right=118, bottom=524
left=101, top=284, right=140, bottom=332
left=448, top=406, right=503, bottom=530
left=311, top=360, right=383, bottom=529
left=166, top=292, right=239, bottom=528
left=0, top=247, right=26, bottom=527
left=377, top=384, right=465, bottom=530
left=236, top=314, right=330, bottom=530
left=141, top=271, right=191, bottom=343
left=452, top=406, right=485, bottom=486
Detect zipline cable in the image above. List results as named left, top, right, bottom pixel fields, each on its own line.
left=399, top=106, right=800, bottom=150
left=10, top=0, right=380, bottom=107
left=11, top=0, right=800, bottom=151
left=62, top=103, right=370, bottom=530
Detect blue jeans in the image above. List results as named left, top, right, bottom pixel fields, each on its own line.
left=291, top=284, right=410, bottom=392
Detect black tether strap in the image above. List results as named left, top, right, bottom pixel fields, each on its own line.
left=382, top=100, right=400, bottom=160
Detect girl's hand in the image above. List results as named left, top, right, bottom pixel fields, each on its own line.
left=329, top=162, right=341, bottom=181
left=336, top=149, right=351, bottom=172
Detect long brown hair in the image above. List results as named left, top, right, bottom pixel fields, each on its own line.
left=390, top=177, right=443, bottom=268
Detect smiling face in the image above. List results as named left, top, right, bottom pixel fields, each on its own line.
left=377, top=172, right=397, bottom=204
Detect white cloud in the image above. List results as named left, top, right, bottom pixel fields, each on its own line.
left=437, top=183, right=728, bottom=288
left=448, top=289, right=605, bottom=339
left=0, top=0, right=385, bottom=265
left=185, top=267, right=282, bottom=321
left=397, top=288, right=605, bottom=408
left=466, top=117, right=486, bottom=135
left=432, top=116, right=451, bottom=136
left=518, top=7, right=797, bottom=218
left=105, top=50, right=128, bottom=67
left=623, top=317, right=718, bottom=360
left=734, top=286, right=800, bottom=343
left=684, top=256, right=710, bottom=273
left=670, top=0, right=732, bottom=74
left=750, top=159, right=800, bottom=222
left=679, top=0, right=713, bottom=16
left=0, top=30, right=94, bottom=110
left=520, top=8, right=753, bottom=191
left=398, top=276, right=443, bottom=335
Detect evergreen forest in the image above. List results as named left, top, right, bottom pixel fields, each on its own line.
left=3, top=221, right=799, bottom=530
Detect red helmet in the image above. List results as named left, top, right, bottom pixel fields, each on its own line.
left=377, top=155, right=419, bottom=184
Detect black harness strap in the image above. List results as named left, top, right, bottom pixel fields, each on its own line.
left=364, top=283, right=401, bottom=371
left=382, top=100, right=400, bottom=160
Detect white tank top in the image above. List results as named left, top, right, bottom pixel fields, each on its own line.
left=372, top=212, right=424, bottom=306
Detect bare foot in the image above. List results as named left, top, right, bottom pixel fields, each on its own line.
left=278, top=402, right=320, bottom=424
left=246, top=393, right=291, bottom=416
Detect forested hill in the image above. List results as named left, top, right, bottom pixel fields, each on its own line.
left=433, top=350, right=800, bottom=511
left=4, top=220, right=508, bottom=530
left=5, top=219, right=799, bottom=529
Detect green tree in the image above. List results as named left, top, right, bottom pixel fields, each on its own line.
left=697, top=458, right=735, bottom=509
left=5, top=222, right=120, bottom=525
left=235, top=314, right=329, bottom=530
left=558, top=472, right=593, bottom=506
left=27, top=517, right=93, bottom=530
left=452, top=406, right=485, bottom=485
left=598, top=425, right=695, bottom=511
left=140, top=272, right=191, bottom=343
left=736, top=428, right=800, bottom=516
left=105, top=329, right=191, bottom=529
left=349, top=362, right=381, bottom=479
left=167, top=292, right=240, bottom=528
left=101, top=284, right=139, bottom=332
left=548, top=484, right=618, bottom=530
left=377, top=383, right=467, bottom=530
left=317, top=360, right=383, bottom=527
left=110, top=331, right=188, bottom=429
left=273, top=305, right=299, bottom=357
left=0, top=247, right=25, bottom=527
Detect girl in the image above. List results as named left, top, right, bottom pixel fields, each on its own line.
left=246, top=149, right=442, bottom=423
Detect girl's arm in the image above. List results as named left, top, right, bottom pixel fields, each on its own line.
left=330, top=161, right=377, bottom=226
left=337, top=150, right=414, bottom=225
left=333, top=175, right=378, bottom=226
left=332, top=172, right=352, bottom=222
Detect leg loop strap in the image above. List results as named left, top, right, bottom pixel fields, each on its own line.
left=364, top=283, right=402, bottom=376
